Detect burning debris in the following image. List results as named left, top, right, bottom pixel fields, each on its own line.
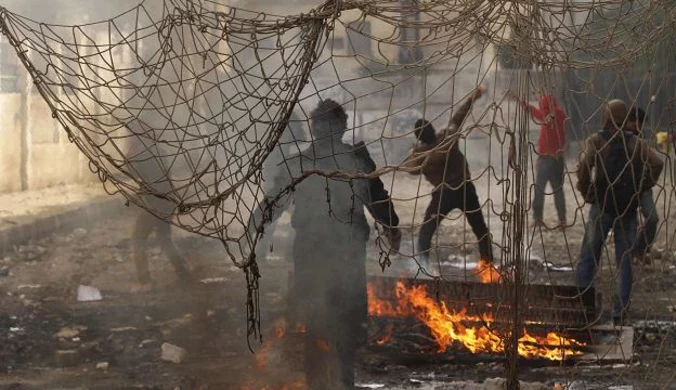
left=367, top=280, right=586, bottom=361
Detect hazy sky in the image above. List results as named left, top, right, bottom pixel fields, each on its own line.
left=0, top=0, right=149, bottom=24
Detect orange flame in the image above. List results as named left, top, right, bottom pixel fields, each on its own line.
left=241, top=380, right=306, bottom=390
left=368, top=281, right=584, bottom=361
left=247, top=318, right=307, bottom=390
left=316, top=339, right=330, bottom=352
left=474, top=259, right=502, bottom=283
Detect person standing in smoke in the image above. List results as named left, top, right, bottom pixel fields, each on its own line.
left=256, top=113, right=307, bottom=264
left=509, top=92, right=568, bottom=229
left=625, top=107, right=660, bottom=264
left=125, top=120, right=193, bottom=289
left=248, top=99, right=400, bottom=390
left=400, top=87, right=494, bottom=275
left=575, top=99, right=663, bottom=325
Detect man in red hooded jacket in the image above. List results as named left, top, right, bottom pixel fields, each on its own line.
left=511, top=92, right=568, bottom=228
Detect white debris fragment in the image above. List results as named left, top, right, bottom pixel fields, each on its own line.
left=9, top=327, right=24, bottom=333
left=73, top=228, right=88, bottom=237
left=77, top=285, right=102, bottom=302
left=200, top=277, right=228, bottom=284
left=160, top=342, right=187, bottom=364
left=17, top=284, right=42, bottom=290
left=356, top=384, right=385, bottom=389
left=110, top=327, right=137, bottom=333
left=96, top=362, right=109, bottom=370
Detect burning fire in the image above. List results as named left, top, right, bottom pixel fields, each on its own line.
left=247, top=319, right=308, bottom=390
left=474, top=259, right=502, bottom=283
left=241, top=381, right=306, bottom=390
left=368, top=281, right=585, bottom=361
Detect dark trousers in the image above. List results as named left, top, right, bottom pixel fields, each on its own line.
left=533, top=155, right=567, bottom=222
left=418, top=182, right=493, bottom=261
left=292, top=232, right=367, bottom=390
left=132, top=211, right=189, bottom=283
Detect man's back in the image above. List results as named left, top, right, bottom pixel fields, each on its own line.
left=577, top=130, right=663, bottom=215
left=273, top=140, right=370, bottom=240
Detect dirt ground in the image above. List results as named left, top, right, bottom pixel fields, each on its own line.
left=2, top=172, right=676, bottom=389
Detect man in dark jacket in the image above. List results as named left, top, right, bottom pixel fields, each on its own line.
left=575, top=99, right=663, bottom=325
left=248, top=99, right=399, bottom=390
left=626, top=107, right=659, bottom=264
left=400, top=87, right=494, bottom=273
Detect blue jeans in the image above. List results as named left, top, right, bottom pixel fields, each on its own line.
left=635, top=190, right=658, bottom=255
left=575, top=203, right=637, bottom=318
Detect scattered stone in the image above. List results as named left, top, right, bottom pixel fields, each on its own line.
left=77, top=285, right=102, bottom=302
left=17, top=244, right=47, bottom=261
left=54, top=350, right=80, bottom=367
left=0, top=266, right=9, bottom=277
left=110, top=326, right=137, bottom=333
left=56, top=325, right=87, bottom=339
left=160, top=342, right=187, bottom=364
left=483, top=378, right=548, bottom=390
left=73, top=228, right=88, bottom=237
left=95, top=362, right=109, bottom=371
left=139, top=339, right=157, bottom=348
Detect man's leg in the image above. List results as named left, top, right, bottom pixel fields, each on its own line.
left=155, top=220, right=192, bottom=282
left=635, top=190, right=658, bottom=260
left=613, top=214, right=638, bottom=321
left=575, top=204, right=613, bottom=289
left=461, top=182, right=494, bottom=262
left=551, top=156, right=568, bottom=225
left=132, top=212, right=154, bottom=284
left=334, top=237, right=367, bottom=389
left=532, top=155, right=549, bottom=225
left=418, top=188, right=454, bottom=256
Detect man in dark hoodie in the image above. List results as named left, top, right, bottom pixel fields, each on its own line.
left=248, top=99, right=399, bottom=390
left=575, top=99, right=663, bottom=325
left=400, top=87, right=494, bottom=272
left=511, top=92, right=568, bottom=229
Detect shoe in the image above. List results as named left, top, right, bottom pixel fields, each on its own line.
left=612, top=316, right=625, bottom=327
left=530, top=220, right=544, bottom=229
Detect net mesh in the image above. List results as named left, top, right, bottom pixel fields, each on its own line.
left=1, top=0, right=675, bottom=385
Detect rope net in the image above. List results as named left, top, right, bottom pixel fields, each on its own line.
left=0, top=0, right=675, bottom=385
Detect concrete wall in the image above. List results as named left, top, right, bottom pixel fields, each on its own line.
left=0, top=90, right=98, bottom=194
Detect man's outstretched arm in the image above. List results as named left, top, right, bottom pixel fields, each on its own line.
left=446, top=87, right=485, bottom=133
left=354, top=142, right=401, bottom=251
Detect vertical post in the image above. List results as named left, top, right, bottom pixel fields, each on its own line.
left=505, top=4, right=534, bottom=389
left=17, top=59, right=28, bottom=191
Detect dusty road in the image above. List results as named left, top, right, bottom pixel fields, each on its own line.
left=1, top=182, right=676, bottom=389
